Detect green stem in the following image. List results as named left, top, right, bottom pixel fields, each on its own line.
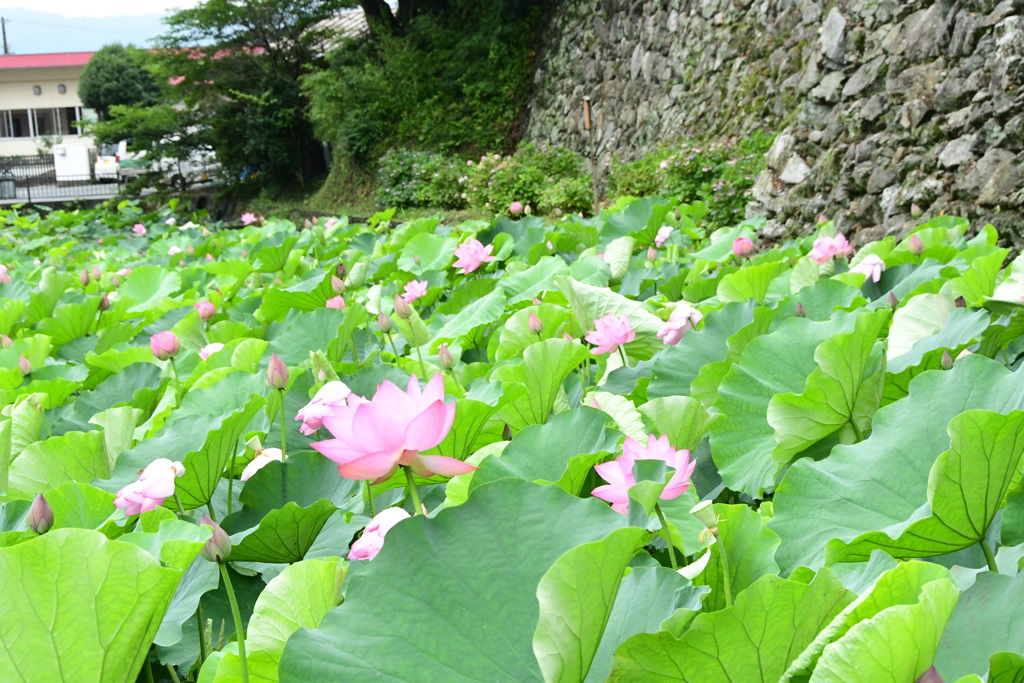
left=196, top=603, right=209, bottom=666
left=414, top=344, right=425, bottom=372
left=144, top=656, right=155, bottom=683
left=206, top=502, right=217, bottom=522
left=172, top=493, right=187, bottom=517
left=227, top=451, right=235, bottom=517
left=386, top=332, right=400, bottom=360
left=365, top=480, right=376, bottom=517
left=618, top=344, right=628, bottom=369
left=717, top=531, right=733, bottom=608
left=850, top=420, right=864, bottom=442
left=93, top=307, right=103, bottom=336
left=278, top=388, right=288, bottom=503
left=403, top=466, right=423, bottom=515
left=169, top=357, right=181, bottom=408
left=166, top=664, right=181, bottom=683
left=220, top=563, right=249, bottom=683
left=654, top=504, right=678, bottom=571
left=278, top=389, right=287, bottom=459
left=350, top=337, right=360, bottom=365
left=980, top=537, right=999, bottom=573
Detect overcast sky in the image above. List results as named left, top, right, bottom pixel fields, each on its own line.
left=1, top=0, right=200, bottom=18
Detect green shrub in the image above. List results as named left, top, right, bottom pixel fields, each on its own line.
left=465, top=144, right=592, bottom=216
left=376, top=149, right=467, bottom=210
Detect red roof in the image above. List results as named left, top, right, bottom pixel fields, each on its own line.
left=0, top=52, right=95, bottom=69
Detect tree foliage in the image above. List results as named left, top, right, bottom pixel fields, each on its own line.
left=78, top=44, right=160, bottom=120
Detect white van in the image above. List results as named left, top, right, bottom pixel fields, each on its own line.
left=94, top=140, right=148, bottom=182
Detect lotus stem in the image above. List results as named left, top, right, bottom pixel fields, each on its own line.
left=196, top=603, right=209, bottom=665
left=654, top=504, right=678, bottom=571
left=173, top=493, right=187, bottom=517
left=169, top=357, right=181, bottom=408
left=718, top=530, right=733, bottom=608
left=166, top=664, right=181, bottom=683
left=618, top=345, right=628, bottom=369
left=279, top=387, right=288, bottom=503
left=403, top=466, right=423, bottom=515
left=365, top=480, right=376, bottom=517
left=980, top=537, right=999, bottom=573
left=220, top=563, right=249, bottom=683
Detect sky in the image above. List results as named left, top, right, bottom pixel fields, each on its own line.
left=1, top=0, right=200, bottom=18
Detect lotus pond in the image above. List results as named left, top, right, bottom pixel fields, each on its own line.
left=1, top=198, right=1023, bottom=682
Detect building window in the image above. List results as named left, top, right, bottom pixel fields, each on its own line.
left=0, top=108, right=84, bottom=138
left=57, top=84, right=67, bottom=94
left=32, top=85, right=42, bottom=95
left=0, top=110, right=32, bottom=138
left=34, top=109, right=57, bottom=136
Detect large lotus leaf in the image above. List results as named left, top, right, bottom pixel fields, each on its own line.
left=253, top=236, right=299, bottom=273
left=951, top=248, right=1008, bottom=306
left=155, top=557, right=219, bottom=649
left=608, top=570, right=854, bottom=682
left=534, top=527, right=651, bottom=683
left=7, top=430, right=108, bottom=499
left=0, top=394, right=43, bottom=492
left=767, top=309, right=889, bottom=462
left=259, top=272, right=334, bottom=322
left=494, top=339, right=590, bottom=428
left=202, top=557, right=347, bottom=683
left=0, top=528, right=191, bottom=682
left=828, top=410, right=1024, bottom=562
left=35, top=299, right=101, bottom=349
left=887, top=291, right=957, bottom=360
left=986, top=652, right=1024, bottom=683
left=44, top=481, right=117, bottom=531
left=495, top=305, right=573, bottom=362
left=435, top=398, right=503, bottom=459
left=710, top=312, right=857, bottom=497
left=589, top=391, right=647, bottom=441
left=432, top=289, right=506, bottom=343
left=770, top=356, right=1024, bottom=571
left=228, top=499, right=337, bottom=563
left=266, top=308, right=345, bottom=366
left=398, top=232, right=458, bottom=273
left=716, top=260, right=788, bottom=304
left=809, top=577, right=958, bottom=682
left=935, top=571, right=1024, bottom=681
left=555, top=276, right=665, bottom=360
left=278, top=479, right=626, bottom=682
left=688, top=223, right=757, bottom=263
left=496, top=256, right=570, bottom=303
left=601, top=197, right=677, bottom=248
left=119, top=265, right=183, bottom=313
left=638, top=397, right=720, bottom=452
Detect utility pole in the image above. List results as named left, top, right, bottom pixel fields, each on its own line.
left=1, top=19, right=8, bottom=55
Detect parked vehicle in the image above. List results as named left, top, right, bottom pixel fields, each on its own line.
left=93, top=140, right=147, bottom=182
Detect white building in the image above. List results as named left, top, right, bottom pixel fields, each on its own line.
left=0, top=51, right=95, bottom=157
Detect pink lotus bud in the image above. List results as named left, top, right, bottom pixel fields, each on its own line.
left=394, top=294, right=412, bottom=319
left=28, top=494, right=53, bottom=534
left=563, top=332, right=574, bottom=341
left=132, top=223, right=147, bottom=236
left=304, top=218, right=313, bottom=228
left=438, top=344, right=455, bottom=370
left=795, top=302, right=806, bottom=318
left=733, top=236, right=755, bottom=257
left=178, top=260, right=186, bottom=268
left=909, top=234, right=923, bottom=255
left=524, top=204, right=532, bottom=215
left=510, top=201, right=523, bottom=215
left=97, top=238, right=104, bottom=244
left=378, top=312, right=394, bottom=333
left=911, top=203, right=922, bottom=218
left=331, top=275, right=345, bottom=294
left=941, top=350, right=954, bottom=370
left=199, top=514, right=232, bottom=563
left=80, top=270, right=90, bottom=286
left=502, top=423, right=513, bottom=440
left=149, top=331, right=180, bottom=360
left=0, top=334, right=11, bottom=348
left=887, top=291, right=899, bottom=309
left=202, top=228, right=210, bottom=236
left=91, top=267, right=102, bottom=280
left=187, top=245, right=196, bottom=256
left=112, top=276, right=120, bottom=288
left=528, top=313, right=544, bottom=335
left=414, top=255, right=421, bottom=266
left=532, top=298, right=542, bottom=305
left=956, top=348, right=973, bottom=360
left=18, top=356, right=32, bottom=375
left=99, top=293, right=111, bottom=311
left=325, top=296, right=345, bottom=310
left=205, top=253, right=214, bottom=263
left=241, top=249, right=248, bottom=258
left=194, top=301, right=215, bottom=321
left=647, top=247, right=658, bottom=262
left=266, top=353, right=289, bottom=390
left=336, top=263, right=347, bottom=279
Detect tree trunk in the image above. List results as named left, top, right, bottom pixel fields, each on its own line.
left=359, top=0, right=401, bottom=36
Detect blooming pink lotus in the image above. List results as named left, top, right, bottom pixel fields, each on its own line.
left=194, top=301, right=216, bottom=321
left=168, top=246, right=183, bottom=256
left=656, top=302, right=703, bottom=346
left=241, top=212, right=258, bottom=226
left=585, top=313, right=636, bottom=355
left=402, top=280, right=429, bottom=303
left=348, top=507, right=410, bottom=561
left=295, top=381, right=355, bottom=435
left=312, top=374, right=475, bottom=480
left=116, top=268, right=131, bottom=277
left=850, top=254, right=886, bottom=283
left=199, top=342, right=224, bottom=360
left=326, top=296, right=345, bottom=309
left=592, top=434, right=696, bottom=515
left=808, top=233, right=854, bottom=264
left=452, top=238, right=496, bottom=274
left=0, top=265, right=10, bottom=285
left=733, top=236, right=755, bottom=257
left=241, top=447, right=284, bottom=481
left=654, top=226, right=673, bottom=248
left=150, top=331, right=181, bottom=360
left=165, top=217, right=176, bottom=226
left=133, top=224, right=147, bottom=236
left=114, top=458, right=186, bottom=516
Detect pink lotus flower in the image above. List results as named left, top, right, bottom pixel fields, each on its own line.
left=199, top=342, right=224, bottom=360
left=585, top=313, right=636, bottom=355
left=808, top=234, right=853, bottom=264
left=168, top=246, right=183, bottom=256
left=452, top=238, right=496, bottom=274
left=592, top=435, right=696, bottom=515
left=326, top=296, right=345, bottom=309
left=114, top=458, right=186, bottom=516
left=654, top=226, right=673, bottom=248
left=133, top=224, right=147, bottom=236
left=656, top=303, right=703, bottom=346
left=205, top=253, right=215, bottom=263
left=312, top=374, right=475, bottom=481
left=850, top=254, right=886, bottom=283
left=165, top=217, right=176, bottom=226
left=733, top=236, right=755, bottom=257
left=0, top=265, right=10, bottom=285
left=241, top=447, right=284, bottom=481
left=402, top=280, right=429, bottom=303
left=295, top=381, right=354, bottom=435
left=510, top=201, right=524, bottom=215
left=241, top=212, right=258, bottom=226
left=348, top=507, right=410, bottom=561
left=194, top=301, right=216, bottom=321
left=150, top=331, right=181, bottom=360
left=116, top=268, right=131, bottom=277
left=909, top=234, right=924, bottom=255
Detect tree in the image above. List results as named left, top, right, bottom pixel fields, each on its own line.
left=78, top=44, right=160, bottom=120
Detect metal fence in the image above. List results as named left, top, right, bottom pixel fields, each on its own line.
left=0, top=154, right=125, bottom=204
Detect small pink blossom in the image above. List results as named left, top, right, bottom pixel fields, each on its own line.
left=654, top=226, right=673, bottom=248
left=656, top=303, right=703, bottom=346
left=402, top=280, right=429, bottom=303
left=0, top=265, right=10, bottom=285
left=241, top=212, right=258, bottom=225
left=97, top=238, right=104, bottom=244
left=733, top=236, right=755, bottom=257
left=592, top=435, right=695, bottom=515
left=114, top=458, right=186, bottom=516
left=452, top=238, right=496, bottom=274
left=585, top=314, right=636, bottom=355
left=133, top=224, right=147, bottom=236
left=206, top=253, right=215, bottom=263
left=168, top=246, right=183, bottom=256
left=165, top=217, right=175, bottom=226
left=850, top=254, right=886, bottom=283
left=194, top=301, right=216, bottom=321
left=241, top=447, right=284, bottom=481
left=348, top=507, right=410, bottom=561
left=808, top=234, right=854, bottom=264
left=199, top=342, right=224, bottom=360
left=326, top=296, right=345, bottom=309
left=510, top=201, right=524, bottom=215
left=150, top=331, right=180, bottom=360
left=295, top=381, right=354, bottom=435
left=116, top=268, right=131, bottom=277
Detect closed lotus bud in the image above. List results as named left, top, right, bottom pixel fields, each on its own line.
left=647, top=247, right=658, bottom=262
left=18, top=356, right=32, bottom=375
left=393, top=294, right=412, bottom=319
left=304, top=218, right=313, bottom=228
left=335, top=263, right=347, bottom=279
left=690, top=500, right=718, bottom=531
left=0, top=334, right=11, bottom=348
left=528, top=313, right=543, bottom=335
left=524, top=204, right=532, bottom=215
left=28, top=494, right=53, bottom=534
left=199, top=514, right=232, bottom=563
left=91, top=266, right=102, bottom=280
left=941, top=350, right=954, bottom=370
left=178, top=260, right=186, bottom=268
left=909, top=234, right=924, bottom=255
left=99, top=293, right=111, bottom=311
left=241, top=249, right=248, bottom=258
left=502, top=423, right=513, bottom=440
left=80, top=270, right=90, bottom=286
left=438, top=344, right=455, bottom=370
left=795, top=302, right=806, bottom=318
left=331, top=275, right=345, bottom=295
left=149, top=330, right=181, bottom=361
left=112, top=276, right=120, bottom=287
left=194, top=301, right=215, bottom=321
left=414, top=255, right=421, bottom=266
left=266, top=353, right=289, bottom=390
left=887, top=291, right=899, bottom=309
left=955, top=296, right=966, bottom=308
left=378, top=311, right=394, bottom=333
left=206, top=253, right=215, bottom=263
left=202, top=228, right=210, bottom=236
left=911, top=203, right=923, bottom=218
left=187, top=245, right=196, bottom=256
